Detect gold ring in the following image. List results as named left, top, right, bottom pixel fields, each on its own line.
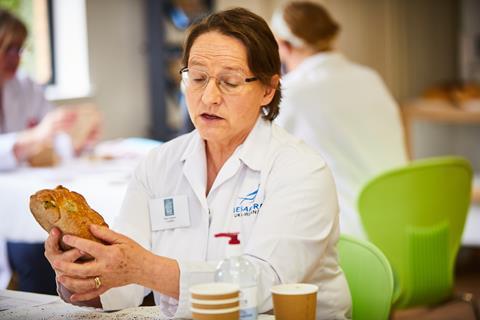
left=94, top=276, right=102, bottom=289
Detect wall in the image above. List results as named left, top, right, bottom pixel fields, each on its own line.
left=85, top=0, right=150, bottom=140
left=81, top=0, right=477, bottom=168
left=217, top=0, right=478, bottom=169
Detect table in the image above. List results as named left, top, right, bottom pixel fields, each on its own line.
left=0, top=157, right=137, bottom=289
left=0, top=289, right=276, bottom=319
left=0, top=158, right=135, bottom=242
left=0, top=138, right=162, bottom=288
left=401, top=98, right=480, bottom=159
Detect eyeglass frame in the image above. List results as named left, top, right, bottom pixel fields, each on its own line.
left=0, top=44, right=24, bottom=57
left=179, top=66, right=258, bottom=94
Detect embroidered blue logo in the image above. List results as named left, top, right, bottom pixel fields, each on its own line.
left=233, top=185, right=262, bottom=217
left=238, top=185, right=259, bottom=205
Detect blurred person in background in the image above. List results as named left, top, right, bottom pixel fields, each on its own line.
left=272, top=1, right=408, bottom=239
left=0, top=8, right=99, bottom=294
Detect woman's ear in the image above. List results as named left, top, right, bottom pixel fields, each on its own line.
left=261, top=74, right=280, bottom=106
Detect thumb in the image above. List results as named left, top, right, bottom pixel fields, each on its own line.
left=90, top=224, right=124, bottom=244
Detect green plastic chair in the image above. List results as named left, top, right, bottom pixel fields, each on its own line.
left=357, top=156, right=473, bottom=310
left=338, top=234, right=394, bottom=320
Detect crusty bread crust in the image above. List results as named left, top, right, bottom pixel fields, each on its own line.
left=29, top=185, right=108, bottom=251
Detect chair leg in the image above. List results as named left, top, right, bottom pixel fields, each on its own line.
left=455, top=292, right=480, bottom=320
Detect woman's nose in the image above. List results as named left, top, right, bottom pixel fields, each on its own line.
left=201, top=78, right=222, bottom=106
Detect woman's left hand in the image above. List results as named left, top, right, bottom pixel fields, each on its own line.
left=53, top=224, right=152, bottom=302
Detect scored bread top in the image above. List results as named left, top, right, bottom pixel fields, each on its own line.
left=29, top=185, right=108, bottom=247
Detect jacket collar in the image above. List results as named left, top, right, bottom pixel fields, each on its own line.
left=180, top=116, right=271, bottom=171
left=237, top=117, right=271, bottom=171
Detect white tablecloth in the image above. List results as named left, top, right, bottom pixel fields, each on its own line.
left=0, top=290, right=276, bottom=319
left=0, top=158, right=135, bottom=242
left=462, top=174, right=480, bottom=246
left=0, top=157, right=139, bottom=289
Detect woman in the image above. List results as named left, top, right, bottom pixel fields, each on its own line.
left=272, top=1, right=408, bottom=239
left=46, top=8, right=351, bottom=319
left=0, top=9, right=80, bottom=171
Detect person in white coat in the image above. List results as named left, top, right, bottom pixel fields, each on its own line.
left=45, top=8, right=352, bottom=319
left=272, top=1, right=408, bottom=239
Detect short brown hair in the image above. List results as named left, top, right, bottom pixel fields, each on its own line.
left=283, top=1, right=340, bottom=52
left=0, top=9, right=28, bottom=52
left=182, top=8, right=281, bottom=121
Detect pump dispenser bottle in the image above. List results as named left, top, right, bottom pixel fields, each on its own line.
left=215, top=233, right=258, bottom=320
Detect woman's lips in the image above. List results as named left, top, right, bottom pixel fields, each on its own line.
left=201, top=113, right=223, bottom=121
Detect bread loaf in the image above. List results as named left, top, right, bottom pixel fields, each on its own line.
left=29, top=185, right=108, bottom=253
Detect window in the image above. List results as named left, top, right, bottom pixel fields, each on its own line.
left=1, top=0, right=91, bottom=100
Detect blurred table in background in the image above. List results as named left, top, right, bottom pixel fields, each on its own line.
left=463, top=175, right=480, bottom=247
left=401, top=98, right=480, bottom=159
left=0, top=157, right=135, bottom=242
left=0, top=138, right=161, bottom=288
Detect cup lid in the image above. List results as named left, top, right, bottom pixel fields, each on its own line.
left=189, top=282, right=240, bottom=296
left=271, top=283, right=319, bottom=295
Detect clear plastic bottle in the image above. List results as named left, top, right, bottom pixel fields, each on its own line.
left=214, top=233, right=258, bottom=320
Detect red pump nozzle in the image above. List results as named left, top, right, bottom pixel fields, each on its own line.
left=215, top=232, right=240, bottom=245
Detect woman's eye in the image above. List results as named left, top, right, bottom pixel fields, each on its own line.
left=192, top=77, right=205, bottom=83
left=220, top=77, right=240, bottom=87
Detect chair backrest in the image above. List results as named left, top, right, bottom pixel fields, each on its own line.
left=357, top=156, right=472, bottom=308
left=338, top=234, right=394, bottom=320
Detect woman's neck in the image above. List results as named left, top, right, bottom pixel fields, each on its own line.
left=204, top=133, right=248, bottom=195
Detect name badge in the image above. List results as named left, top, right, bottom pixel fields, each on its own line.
left=149, top=195, right=190, bottom=231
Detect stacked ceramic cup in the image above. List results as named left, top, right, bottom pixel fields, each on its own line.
left=190, top=282, right=240, bottom=320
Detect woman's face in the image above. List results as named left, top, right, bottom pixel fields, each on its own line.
left=0, top=35, right=24, bottom=83
left=185, top=31, right=276, bottom=147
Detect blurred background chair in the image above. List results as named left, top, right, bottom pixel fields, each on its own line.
left=357, top=156, right=479, bottom=318
left=338, top=234, right=394, bottom=320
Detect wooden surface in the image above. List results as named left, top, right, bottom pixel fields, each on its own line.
left=401, top=99, right=480, bottom=159
left=473, top=187, right=480, bottom=204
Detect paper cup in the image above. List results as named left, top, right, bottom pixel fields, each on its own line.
left=190, top=283, right=240, bottom=320
left=271, top=283, right=318, bottom=320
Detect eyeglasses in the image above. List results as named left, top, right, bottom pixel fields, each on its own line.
left=180, top=67, right=258, bottom=95
left=1, top=44, right=24, bottom=57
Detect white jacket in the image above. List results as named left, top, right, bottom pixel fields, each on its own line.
left=0, top=72, right=53, bottom=170
left=100, top=118, right=352, bottom=319
left=276, top=53, right=408, bottom=239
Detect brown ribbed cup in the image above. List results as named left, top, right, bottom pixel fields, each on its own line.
left=190, top=283, right=240, bottom=320
left=271, top=283, right=318, bottom=320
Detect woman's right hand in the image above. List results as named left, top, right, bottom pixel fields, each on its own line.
left=44, top=227, right=84, bottom=286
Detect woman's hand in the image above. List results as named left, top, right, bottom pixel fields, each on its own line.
left=44, top=227, right=85, bottom=279
left=51, top=225, right=153, bottom=302
left=13, top=109, right=77, bottom=161
left=35, top=108, right=77, bottom=141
